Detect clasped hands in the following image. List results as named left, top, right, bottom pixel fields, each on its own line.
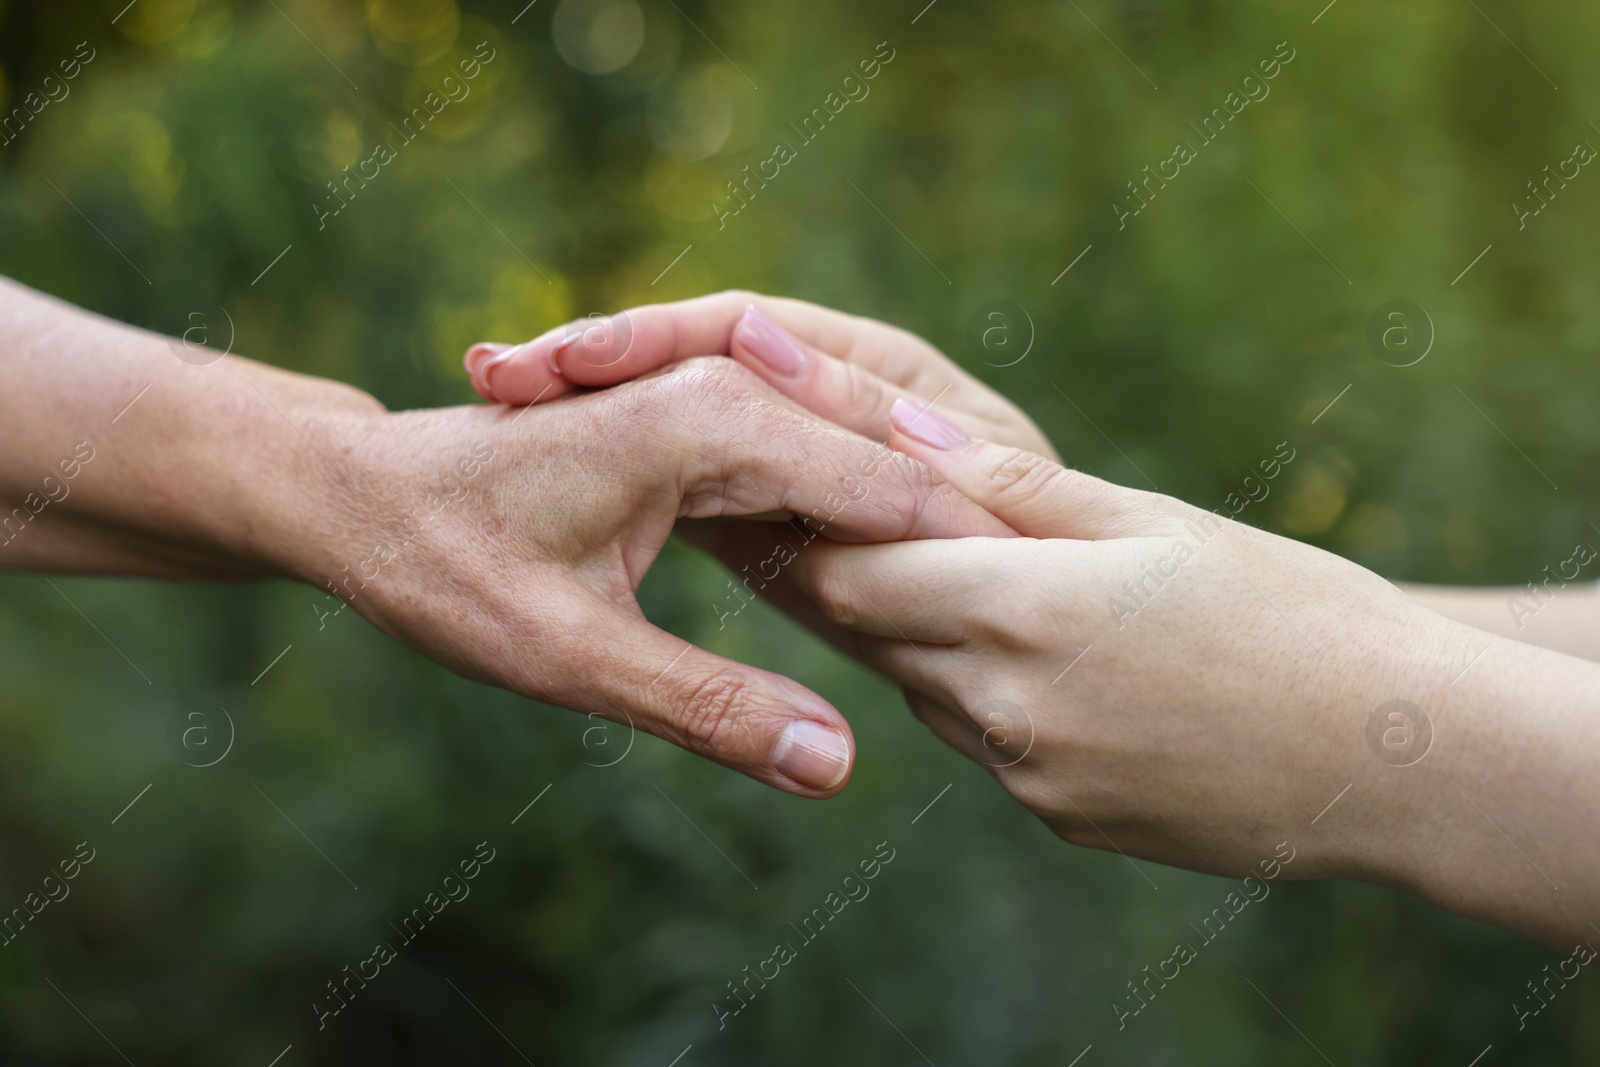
left=433, top=291, right=1599, bottom=948
left=444, top=294, right=1467, bottom=875
left=5, top=271, right=1588, bottom=946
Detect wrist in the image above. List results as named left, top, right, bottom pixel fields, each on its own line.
left=1297, top=589, right=1482, bottom=886
left=1390, top=632, right=1599, bottom=946
left=232, top=377, right=392, bottom=586
left=271, top=402, right=510, bottom=607
left=1313, top=591, right=1600, bottom=945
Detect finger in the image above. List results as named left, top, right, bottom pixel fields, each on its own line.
left=677, top=523, right=968, bottom=701
left=638, top=359, right=1017, bottom=541
left=465, top=336, right=578, bottom=405
left=730, top=307, right=923, bottom=441
left=675, top=519, right=856, bottom=653
left=544, top=291, right=914, bottom=389
left=572, top=598, right=856, bottom=797
left=784, top=538, right=1001, bottom=644
left=472, top=291, right=1004, bottom=423
left=729, top=308, right=1060, bottom=454
left=463, top=341, right=511, bottom=379
left=904, top=690, right=995, bottom=771
left=552, top=293, right=761, bottom=386
left=887, top=398, right=1179, bottom=540
left=895, top=678, right=1034, bottom=779
left=652, top=531, right=985, bottom=777
left=464, top=299, right=738, bottom=405
left=669, top=532, right=992, bottom=778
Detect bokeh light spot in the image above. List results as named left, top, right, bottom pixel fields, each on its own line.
left=367, top=0, right=460, bottom=66
left=553, top=0, right=646, bottom=75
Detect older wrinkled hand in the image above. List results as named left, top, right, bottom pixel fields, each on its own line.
left=342, top=356, right=1009, bottom=798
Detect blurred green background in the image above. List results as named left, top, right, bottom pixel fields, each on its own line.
left=2, top=0, right=1598, bottom=1062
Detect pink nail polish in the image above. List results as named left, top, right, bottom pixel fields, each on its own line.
left=478, top=344, right=521, bottom=393
left=549, top=335, right=580, bottom=371
left=771, top=719, right=851, bottom=790
left=555, top=314, right=632, bottom=369
left=464, top=343, right=510, bottom=376
left=890, top=397, right=970, bottom=450
left=738, top=307, right=806, bottom=376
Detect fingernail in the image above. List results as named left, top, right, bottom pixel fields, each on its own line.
left=478, top=344, right=521, bottom=393
left=771, top=719, right=850, bottom=790
left=549, top=335, right=582, bottom=375
left=890, top=397, right=970, bottom=451
left=464, top=342, right=510, bottom=376
left=737, top=307, right=806, bottom=376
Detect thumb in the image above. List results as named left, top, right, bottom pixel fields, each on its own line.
left=571, top=599, right=855, bottom=797
left=886, top=398, right=1172, bottom=539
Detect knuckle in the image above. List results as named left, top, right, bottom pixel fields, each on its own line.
left=995, top=765, right=1043, bottom=809
left=999, top=764, right=1070, bottom=816
left=676, top=669, right=751, bottom=752
left=877, top=451, right=940, bottom=539
left=630, top=356, right=764, bottom=422
left=669, top=353, right=763, bottom=395
left=915, top=478, right=973, bottom=535
left=987, top=449, right=1070, bottom=507
left=809, top=566, right=863, bottom=629
left=836, top=360, right=885, bottom=423
left=965, top=593, right=1035, bottom=652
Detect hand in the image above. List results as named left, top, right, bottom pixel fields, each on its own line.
left=318, top=358, right=1011, bottom=798
left=460, top=290, right=1051, bottom=656
left=777, top=402, right=1600, bottom=947
left=461, top=290, right=1058, bottom=457
left=0, top=278, right=1011, bottom=799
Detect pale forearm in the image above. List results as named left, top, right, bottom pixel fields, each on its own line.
left=0, top=277, right=381, bottom=580
left=1402, top=581, right=1600, bottom=663
left=1361, top=622, right=1600, bottom=948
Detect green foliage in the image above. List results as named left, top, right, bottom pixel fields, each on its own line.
left=0, top=0, right=1596, bottom=1062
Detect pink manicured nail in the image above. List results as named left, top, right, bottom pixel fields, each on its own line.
left=771, top=719, right=850, bottom=790
left=549, top=335, right=582, bottom=375
left=550, top=329, right=616, bottom=373
left=552, top=314, right=633, bottom=370
left=478, top=344, right=522, bottom=393
left=737, top=307, right=806, bottom=376
left=464, top=342, right=511, bottom=376
left=890, top=397, right=970, bottom=450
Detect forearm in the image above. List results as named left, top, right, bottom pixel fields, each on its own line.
left=1402, top=581, right=1600, bottom=663
left=0, top=281, right=1021, bottom=797
left=0, top=277, right=381, bottom=581
left=1351, top=615, right=1600, bottom=948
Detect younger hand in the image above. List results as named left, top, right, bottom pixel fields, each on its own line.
left=782, top=405, right=1600, bottom=946
left=462, top=290, right=1058, bottom=457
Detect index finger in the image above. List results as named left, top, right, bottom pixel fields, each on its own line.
left=483, top=290, right=961, bottom=395
left=554, top=292, right=837, bottom=386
